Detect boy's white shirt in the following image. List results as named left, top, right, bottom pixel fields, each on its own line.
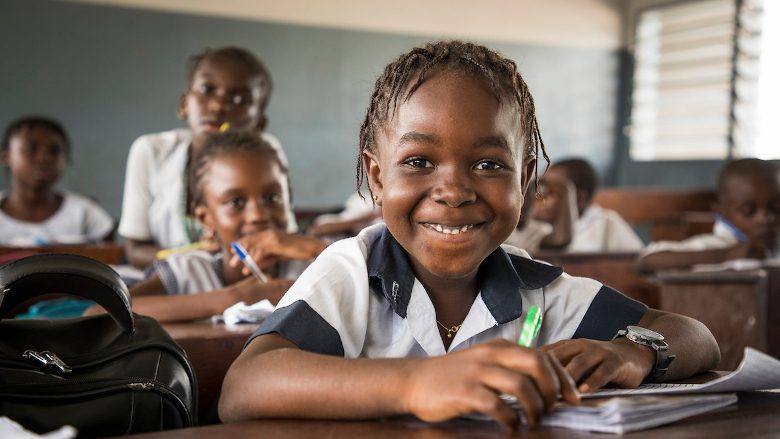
left=567, top=204, right=644, bottom=253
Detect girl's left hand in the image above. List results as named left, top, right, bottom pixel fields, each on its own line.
left=539, top=338, right=654, bottom=394
left=229, top=230, right=326, bottom=273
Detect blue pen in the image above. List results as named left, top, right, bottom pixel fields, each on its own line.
left=231, top=241, right=268, bottom=282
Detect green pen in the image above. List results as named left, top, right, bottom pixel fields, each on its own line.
left=517, top=305, right=542, bottom=347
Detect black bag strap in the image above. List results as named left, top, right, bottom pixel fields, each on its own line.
left=0, top=253, right=134, bottom=333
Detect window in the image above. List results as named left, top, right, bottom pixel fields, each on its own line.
left=628, top=0, right=773, bottom=161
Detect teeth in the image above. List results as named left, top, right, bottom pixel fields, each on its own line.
left=426, top=223, right=474, bottom=235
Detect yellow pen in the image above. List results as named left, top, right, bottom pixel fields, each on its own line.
left=219, top=122, right=230, bottom=132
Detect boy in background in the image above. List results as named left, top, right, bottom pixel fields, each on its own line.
left=636, top=158, right=779, bottom=272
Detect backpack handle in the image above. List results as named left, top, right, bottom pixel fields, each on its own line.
left=0, top=253, right=133, bottom=334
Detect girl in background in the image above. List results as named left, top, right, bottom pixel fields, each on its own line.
left=0, top=116, right=114, bottom=246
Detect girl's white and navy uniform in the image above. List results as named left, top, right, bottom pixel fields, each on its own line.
left=152, top=249, right=309, bottom=295
left=248, top=223, right=647, bottom=357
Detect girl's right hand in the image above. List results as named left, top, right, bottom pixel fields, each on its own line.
left=401, top=339, right=579, bottom=430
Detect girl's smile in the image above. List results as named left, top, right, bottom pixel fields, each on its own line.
left=365, top=71, right=534, bottom=286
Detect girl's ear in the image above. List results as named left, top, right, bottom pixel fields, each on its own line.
left=521, top=157, right=537, bottom=194
left=362, top=150, right=383, bottom=205
left=194, top=205, right=215, bottom=240
left=177, top=93, right=188, bottom=120
left=0, top=149, right=8, bottom=166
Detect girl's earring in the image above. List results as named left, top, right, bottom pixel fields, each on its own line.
left=372, top=194, right=379, bottom=203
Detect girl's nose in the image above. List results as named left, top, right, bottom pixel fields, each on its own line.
left=244, top=199, right=270, bottom=225
left=430, top=168, right=477, bottom=207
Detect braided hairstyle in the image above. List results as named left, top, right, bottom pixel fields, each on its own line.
left=355, top=40, right=550, bottom=197
left=186, top=46, right=273, bottom=111
left=189, top=131, right=288, bottom=209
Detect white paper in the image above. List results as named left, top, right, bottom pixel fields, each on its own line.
left=211, top=299, right=274, bottom=325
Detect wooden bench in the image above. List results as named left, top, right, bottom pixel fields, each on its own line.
left=537, top=252, right=658, bottom=308
left=593, top=188, right=716, bottom=241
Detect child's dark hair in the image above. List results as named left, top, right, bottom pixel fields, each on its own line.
left=552, top=158, right=598, bottom=202
left=356, top=40, right=550, bottom=196
left=718, top=158, right=779, bottom=196
left=186, top=46, right=273, bottom=111
left=189, top=132, right=288, bottom=208
left=1, top=115, right=71, bottom=157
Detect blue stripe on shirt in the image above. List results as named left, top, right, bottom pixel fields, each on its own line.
left=572, top=286, right=648, bottom=340
left=246, top=299, right=345, bottom=356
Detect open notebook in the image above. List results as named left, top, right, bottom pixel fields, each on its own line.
left=496, top=347, right=779, bottom=433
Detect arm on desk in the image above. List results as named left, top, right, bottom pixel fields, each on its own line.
left=219, top=335, right=579, bottom=430
left=124, top=238, right=161, bottom=269
left=635, top=243, right=760, bottom=273
left=541, top=309, right=720, bottom=394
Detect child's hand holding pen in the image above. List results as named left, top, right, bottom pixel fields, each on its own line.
left=229, top=230, right=327, bottom=276
left=404, top=339, right=579, bottom=430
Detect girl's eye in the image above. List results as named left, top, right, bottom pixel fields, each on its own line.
left=474, top=160, right=503, bottom=171
left=226, top=198, right=245, bottom=209
left=230, top=94, right=252, bottom=106
left=403, top=158, right=432, bottom=169
left=195, top=83, right=216, bottom=96
left=265, top=193, right=284, bottom=205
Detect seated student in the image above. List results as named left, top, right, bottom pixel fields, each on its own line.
left=119, top=46, right=296, bottom=269
left=88, top=132, right=324, bottom=323
left=505, top=181, right=575, bottom=255
left=0, top=116, right=114, bottom=246
left=636, top=158, right=779, bottom=272
left=534, top=158, right=643, bottom=253
left=219, top=41, right=719, bottom=429
left=306, top=189, right=382, bottom=242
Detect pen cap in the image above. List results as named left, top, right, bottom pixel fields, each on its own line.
left=231, top=242, right=248, bottom=259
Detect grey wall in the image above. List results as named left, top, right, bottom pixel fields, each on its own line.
left=1, top=0, right=620, bottom=219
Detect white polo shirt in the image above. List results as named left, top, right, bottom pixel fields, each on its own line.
left=567, top=204, right=644, bottom=253
left=248, top=223, right=647, bottom=357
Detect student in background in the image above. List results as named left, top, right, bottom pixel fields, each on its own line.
left=505, top=181, right=576, bottom=255
left=119, top=46, right=295, bottom=269
left=0, top=116, right=114, bottom=246
left=88, top=132, right=324, bottom=323
left=636, top=158, right=779, bottom=272
left=219, top=41, right=719, bottom=429
left=534, top=158, right=643, bottom=253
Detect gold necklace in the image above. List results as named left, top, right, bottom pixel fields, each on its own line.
left=436, top=319, right=462, bottom=339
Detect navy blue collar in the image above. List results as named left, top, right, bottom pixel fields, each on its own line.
left=366, top=228, right=563, bottom=323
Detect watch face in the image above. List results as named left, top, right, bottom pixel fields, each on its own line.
left=627, top=325, right=664, bottom=341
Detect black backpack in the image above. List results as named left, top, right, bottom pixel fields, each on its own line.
left=0, top=253, right=197, bottom=436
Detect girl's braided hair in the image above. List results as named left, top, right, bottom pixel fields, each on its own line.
left=356, top=40, right=550, bottom=197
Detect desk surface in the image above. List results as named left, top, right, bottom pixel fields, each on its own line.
left=162, top=322, right=259, bottom=419
left=123, top=390, right=780, bottom=438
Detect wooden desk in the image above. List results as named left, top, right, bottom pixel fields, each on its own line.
left=163, top=322, right=259, bottom=419
left=122, top=390, right=780, bottom=438
left=654, top=267, right=780, bottom=370
left=0, top=244, right=125, bottom=265
left=537, top=252, right=659, bottom=308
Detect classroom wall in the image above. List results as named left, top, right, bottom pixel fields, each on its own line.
left=1, top=0, right=623, bottom=219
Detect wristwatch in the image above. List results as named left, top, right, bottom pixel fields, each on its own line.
left=613, top=326, right=676, bottom=383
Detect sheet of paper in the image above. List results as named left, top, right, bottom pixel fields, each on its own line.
left=589, top=347, right=780, bottom=398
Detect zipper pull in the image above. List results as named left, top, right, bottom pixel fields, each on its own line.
left=128, top=382, right=155, bottom=391
left=22, top=350, right=72, bottom=374
left=42, top=351, right=72, bottom=374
